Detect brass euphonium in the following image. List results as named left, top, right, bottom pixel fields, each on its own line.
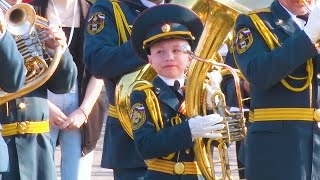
left=115, top=64, right=157, bottom=138
left=0, top=1, right=63, bottom=105
left=186, top=0, right=250, bottom=179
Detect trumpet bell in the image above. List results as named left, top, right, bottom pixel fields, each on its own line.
left=5, top=3, right=36, bottom=35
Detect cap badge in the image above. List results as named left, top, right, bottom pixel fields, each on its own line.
left=161, top=24, right=171, bottom=32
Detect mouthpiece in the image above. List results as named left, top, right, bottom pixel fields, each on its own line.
left=182, top=44, right=191, bottom=53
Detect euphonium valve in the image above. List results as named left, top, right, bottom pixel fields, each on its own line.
left=184, top=0, right=250, bottom=179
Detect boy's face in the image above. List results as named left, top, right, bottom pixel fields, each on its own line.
left=147, top=38, right=191, bottom=79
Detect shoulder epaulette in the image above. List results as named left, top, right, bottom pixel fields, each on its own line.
left=248, top=8, right=271, bottom=15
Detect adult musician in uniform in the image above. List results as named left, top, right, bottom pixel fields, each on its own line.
left=0, top=0, right=77, bottom=180
left=30, top=0, right=105, bottom=179
left=84, top=0, right=171, bottom=179
left=0, top=9, right=25, bottom=180
left=232, top=0, right=320, bottom=179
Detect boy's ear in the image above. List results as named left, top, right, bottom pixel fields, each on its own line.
left=147, top=55, right=152, bottom=64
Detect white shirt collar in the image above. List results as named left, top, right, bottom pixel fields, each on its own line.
left=158, top=75, right=185, bottom=88
left=279, top=2, right=306, bottom=30
left=140, top=0, right=164, bottom=8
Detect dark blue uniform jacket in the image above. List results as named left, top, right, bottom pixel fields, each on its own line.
left=233, top=1, right=320, bottom=179
left=0, top=37, right=77, bottom=180
left=84, top=0, right=148, bottom=169
left=131, top=77, right=202, bottom=180
left=0, top=32, right=25, bottom=173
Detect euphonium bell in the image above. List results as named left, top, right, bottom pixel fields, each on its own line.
left=185, top=0, right=250, bottom=179
left=0, top=1, right=63, bottom=105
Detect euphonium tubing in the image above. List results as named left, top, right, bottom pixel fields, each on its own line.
left=185, top=0, right=250, bottom=179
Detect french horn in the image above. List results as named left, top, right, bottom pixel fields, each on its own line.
left=0, top=1, right=63, bottom=105
left=186, top=0, right=250, bottom=179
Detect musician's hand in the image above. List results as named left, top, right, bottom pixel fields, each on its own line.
left=188, top=114, right=225, bottom=139
left=304, top=2, right=320, bottom=43
left=48, top=100, right=67, bottom=127
left=44, top=25, right=67, bottom=50
left=62, top=108, right=87, bottom=129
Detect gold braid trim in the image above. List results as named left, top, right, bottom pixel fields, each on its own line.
left=111, top=1, right=132, bottom=45
left=248, top=13, right=313, bottom=92
left=134, top=84, right=176, bottom=160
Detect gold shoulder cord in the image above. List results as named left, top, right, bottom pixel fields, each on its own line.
left=233, top=13, right=313, bottom=92
left=134, top=85, right=176, bottom=160
left=111, top=0, right=132, bottom=45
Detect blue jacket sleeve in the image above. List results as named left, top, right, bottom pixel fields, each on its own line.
left=83, top=2, right=145, bottom=79
left=0, top=32, right=25, bottom=93
left=234, top=14, right=318, bottom=91
left=46, top=48, right=77, bottom=94
left=221, top=52, right=248, bottom=107
left=130, top=90, right=193, bottom=160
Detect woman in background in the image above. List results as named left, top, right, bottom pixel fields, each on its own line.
left=30, top=0, right=106, bottom=179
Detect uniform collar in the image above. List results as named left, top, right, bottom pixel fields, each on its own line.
left=140, top=0, right=164, bottom=8
left=158, top=75, right=185, bottom=88
left=279, top=2, right=305, bottom=30
left=153, top=76, right=180, bottom=111
left=271, top=0, right=300, bottom=36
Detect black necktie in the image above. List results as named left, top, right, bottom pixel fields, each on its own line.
left=296, top=13, right=309, bottom=22
left=169, top=80, right=183, bottom=102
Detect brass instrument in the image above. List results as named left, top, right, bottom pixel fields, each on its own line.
left=186, top=0, right=250, bottom=179
left=299, top=0, right=311, bottom=13
left=115, top=64, right=157, bottom=138
left=0, top=1, right=63, bottom=105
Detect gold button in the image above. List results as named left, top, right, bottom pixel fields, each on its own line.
left=314, top=109, right=320, bottom=121
left=17, top=122, right=27, bottom=134
left=185, top=149, right=190, bottom=154
left=174, top=162, right=184, bottom=175
left=18, top=102, right=26, bottom=110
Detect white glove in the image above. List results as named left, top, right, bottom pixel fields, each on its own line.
left=304, top=1, right=320, bottom=43
left=206, top=71, right=222, bottom=110
left=188, top=114, right=225, bottom=139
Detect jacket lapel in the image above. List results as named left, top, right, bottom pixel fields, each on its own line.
left=153, top=77, right=180, bottom=111
left=271, top=0, right=299, bottom=37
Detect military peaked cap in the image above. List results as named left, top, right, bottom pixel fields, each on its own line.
left=131, top=4, right=203, bottom=61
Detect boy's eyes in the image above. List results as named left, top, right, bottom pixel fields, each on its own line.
left=173, top=49, right=182, bottom=53
left=156, top=48, right=182, bottom=54
left=156, top=50, right=165, bottom=54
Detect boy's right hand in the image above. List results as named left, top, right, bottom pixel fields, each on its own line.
left=188, top=114, right=225, bottom=139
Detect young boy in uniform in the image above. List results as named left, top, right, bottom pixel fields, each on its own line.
left=130, top=4, right=225, bottom=179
